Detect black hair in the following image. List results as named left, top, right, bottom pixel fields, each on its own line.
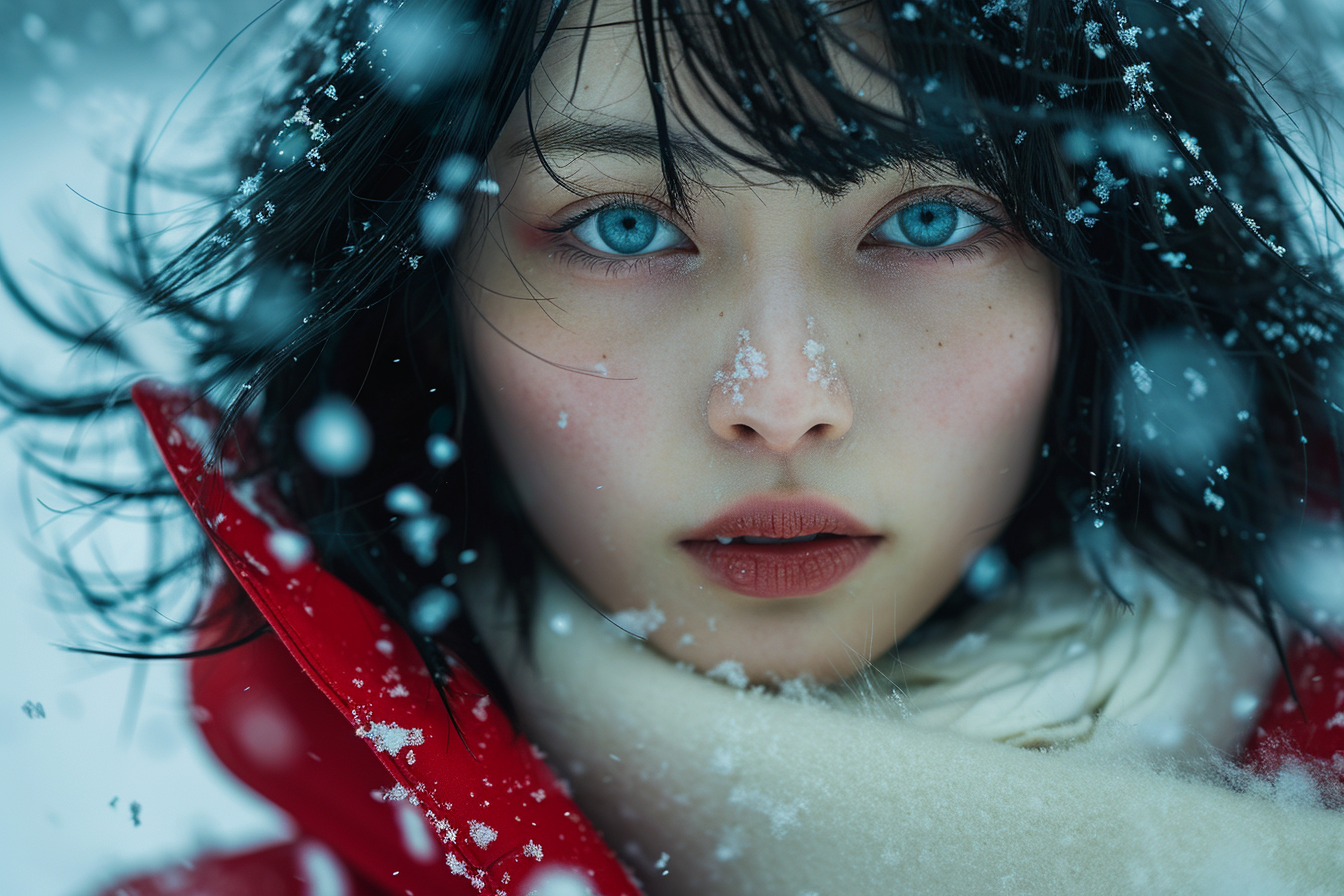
left=6, top=0, right=1344, bottom=695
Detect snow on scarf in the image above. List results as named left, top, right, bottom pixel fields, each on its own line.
left=465, top=549, right=1293, bottom=895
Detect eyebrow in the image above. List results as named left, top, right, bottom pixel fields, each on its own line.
left=503, top=120, right=728, bottom=173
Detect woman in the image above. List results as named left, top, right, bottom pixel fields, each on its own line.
left=6, top=0, right=1344, bottom=892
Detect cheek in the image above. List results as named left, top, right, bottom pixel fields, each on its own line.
left=464, top=317, right=667, bottom=546
left=864, top=263, right=1059, bottom=528
left=924, top=314, right=1056, bottom=444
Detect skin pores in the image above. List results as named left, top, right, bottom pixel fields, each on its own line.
left=457, top=6, right=1060, bottom=683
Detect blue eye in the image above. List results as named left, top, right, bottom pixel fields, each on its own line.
left=572, top=205, right=686, bottom=256
left=872, top=200, right=985, bottom=248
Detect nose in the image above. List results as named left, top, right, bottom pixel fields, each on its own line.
left=707, top=321, right=854, bottom=452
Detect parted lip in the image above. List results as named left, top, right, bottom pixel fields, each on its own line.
left=679, top=496, right=880, bottom=543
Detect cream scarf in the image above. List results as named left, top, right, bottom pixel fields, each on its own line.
left=464, top=552, right=1343, bottom=896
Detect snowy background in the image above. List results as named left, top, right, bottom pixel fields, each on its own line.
left=1, top=1, right=1343, bottom=895
left=0, top=2, right=295, bottom=893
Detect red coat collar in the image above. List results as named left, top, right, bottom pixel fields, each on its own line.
left=134, top=380, right=642, bottom=896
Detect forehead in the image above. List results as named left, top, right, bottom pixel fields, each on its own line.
left=500, top=0, right=908, bottom=182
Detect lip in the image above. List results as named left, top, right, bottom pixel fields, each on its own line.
left=679, top=497, right=882, bottom=598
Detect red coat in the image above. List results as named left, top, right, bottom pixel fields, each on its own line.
left=104, top=382, right=1344, bottom=895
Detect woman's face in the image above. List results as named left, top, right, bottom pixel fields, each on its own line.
left=458, top=7, right=1059, bottom=683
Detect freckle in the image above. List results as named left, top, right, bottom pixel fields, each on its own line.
left=938, top=342, right=943, bottom=347
left=719, top=311, right=724, bottom=317
left=988, top=305, right=993, bottom=309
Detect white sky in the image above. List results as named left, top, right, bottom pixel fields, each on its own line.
left=0, top=3, right=292, bottom=892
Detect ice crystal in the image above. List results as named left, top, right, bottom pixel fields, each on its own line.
left=706, top=660, right=750, bottom=689
left=1122, top=62, right=1154, bottom=110
left=803, top=338, right=839, bottom=389
left=468, top=820, right=497, bottom=849
left=714, top=329, right=768, bottom=406
left=1091, top=159, right=1127, bottom=204
left=610, top=603, right=666, bottom=638
left=358, top=721, right=425, bottom=758
left=238, top=172, right=263, bottom=198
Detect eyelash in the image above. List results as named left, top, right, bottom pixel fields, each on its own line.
left=541, top=189, right=1012, bottom=275
left=535, top=194, right=680, bottom=275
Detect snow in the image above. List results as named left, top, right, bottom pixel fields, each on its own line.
left=727, top=786, right=807, bottom=838
left=467, top=819, right=498, bottom=849
left=426, top=433, right=460, bottom=467
left=1264, top=523, right=1344, bottom=625
left=1124, top=334, right=1245, bottom=471
left=609, top=602, right=666, bottom=638
left=1129, top=361, right=1152, bottom=394
left=394, top=800, right=438, bottom=863
left=267, top=529, right=313, bottom=570
left=964, top=545, right=1010, bottom=599
left=941, top=631, right=990, bottom=660
left=385, top=483, right=431, bottom=515
left=706, top=660, right=750, bottom=689
left=410, top=586, right=460, bottom=634
left=419, top=197, right=462, bottom=247
left=358, top=721, right=425, bottom=758
left=398, top=514, right=448, bottom=566
left=297, top=396, right=374, bottom=476
left=524, top=868, right=596, bottom=896
left=549, top=612, right=573, bottom=636
left=1231, top=692, right=1262, bottom=721
left=438, top=154, right=478, bottom=191
left=297, top=839, right=351, bottom=896
left=803, top=338, right=838, bottom=390
left=714, top=329, right=769, bottom=406
left=174, top=413, right=214, bottom=450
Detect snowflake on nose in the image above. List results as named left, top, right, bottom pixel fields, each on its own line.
left=803, top=317, right=839, bottom=390
left=715, top=329, right=768, bottom=406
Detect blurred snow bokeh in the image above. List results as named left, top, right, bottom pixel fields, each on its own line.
left=0, top=2, right=298, bottom=893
